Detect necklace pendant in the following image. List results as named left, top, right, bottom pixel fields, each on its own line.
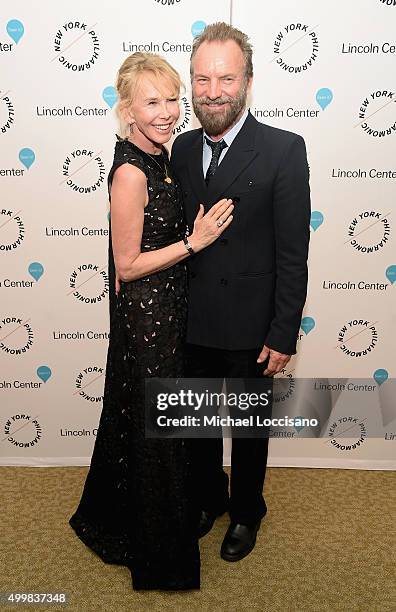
left=164, top=176, right=172, bottom=184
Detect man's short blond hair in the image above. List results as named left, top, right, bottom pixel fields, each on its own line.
left=190, top=22, right=253, bottom=80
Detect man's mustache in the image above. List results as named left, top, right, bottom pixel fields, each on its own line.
left=194, top=96, right=233, bottom=106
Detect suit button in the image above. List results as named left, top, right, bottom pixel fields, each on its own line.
left=220, top=238, right=228, bottom=245
left=220, top=278, right=228, bottom=286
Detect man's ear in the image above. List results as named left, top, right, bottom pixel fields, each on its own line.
left=246, top=76, right=253, bottom=93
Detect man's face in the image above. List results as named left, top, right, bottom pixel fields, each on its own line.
left=191, top=40, right=251, bottom=137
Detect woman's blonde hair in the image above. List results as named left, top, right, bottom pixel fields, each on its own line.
left=115, top=52, right=182, bottom=137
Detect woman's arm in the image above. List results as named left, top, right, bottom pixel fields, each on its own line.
left=110, top=163, right=233, bottom=283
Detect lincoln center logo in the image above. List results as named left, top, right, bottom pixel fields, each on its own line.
left=346, top=210, right=390, bottom=253
left=1, top=90, right=14, bottom=133
left=0, top=209, right=25, bottom=251
left=68, top=263, right=109, bottom=304
left=52, top=21, right=100, bottom=71
left=272, top=23, right=319, bottom=73
left=337, top=320, right=378, bottom=357
left=3, top=414, right=42, bottom=448
left=61, top=148, right=105, bottom=194
left=0, top=316, right=34, bottom=355
left=357, top=90, right=396, bottom=138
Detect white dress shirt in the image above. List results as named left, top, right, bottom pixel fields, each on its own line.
left=202, top=108, right=249, bottom=176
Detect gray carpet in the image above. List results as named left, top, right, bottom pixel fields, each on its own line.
left=1, top=466, right=395, bottom=611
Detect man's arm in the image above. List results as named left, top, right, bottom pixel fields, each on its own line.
left=260, top=134, right=311, bottom=368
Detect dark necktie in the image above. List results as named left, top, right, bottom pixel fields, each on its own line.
left=205, top=137, right=228, bottom=184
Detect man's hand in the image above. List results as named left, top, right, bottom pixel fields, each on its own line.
left=257, top=345, right=291, bottom=376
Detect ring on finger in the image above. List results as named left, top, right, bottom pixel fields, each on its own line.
left=217, top=219, right=224, bottom=227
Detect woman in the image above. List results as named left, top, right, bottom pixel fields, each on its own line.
left=68, top=52, right=233, bottom=591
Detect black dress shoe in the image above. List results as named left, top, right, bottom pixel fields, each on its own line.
left=220, top=521, right=261, bottom=561
left=198, top=508, right=227, bottom=538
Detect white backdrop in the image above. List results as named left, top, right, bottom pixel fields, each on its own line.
left=1, top=0, right=395, bottom=469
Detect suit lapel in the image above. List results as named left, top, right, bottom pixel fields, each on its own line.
left=185, top=112, right=260, bottom=208
left=187, top=129, right=207, bottom=205
left=207, top=112, right=259, bottom=204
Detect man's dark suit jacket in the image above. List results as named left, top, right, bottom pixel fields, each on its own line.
left=171, top=111, right=311, bottom=355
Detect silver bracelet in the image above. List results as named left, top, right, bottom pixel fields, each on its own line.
left=183, top=236, right=195, bottom=256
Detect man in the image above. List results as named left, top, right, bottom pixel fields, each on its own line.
left=171, top=22, right=311, bottom=562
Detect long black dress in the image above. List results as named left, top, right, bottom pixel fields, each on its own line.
left=69, top=137, right=200, bottom=590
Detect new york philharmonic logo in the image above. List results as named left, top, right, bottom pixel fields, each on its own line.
left=52, top=21, right=100, bottom=72
left=0, top=209, right=25, bottom=251
left=3, top=414, right=42, bottom=448
left=273, top=369, right=295, bottom=403
left=173, top=96, right=191, bottom=135
left=272, top=23, right=319, bottom=73
left=74, top=366, right=104, bottom=403
left=1, top=90, right=14, bottom=133
left=346, top=210, right=391, bottom=253
left=61, top=148, right=105, bottom=194
left=0, top=316, right=34, bottom=355
left=327, top=416, right=367, bottom=451
left=337, top=320, right=378, bottom=358
left=357, top=90, right=396, bottom=138
left=154, top=0, right=182, bottom=5
left=379, top=0, right=396, bottom=6
left=68, top=263, right=109, bottom=304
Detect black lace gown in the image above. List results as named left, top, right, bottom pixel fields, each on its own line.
left=68, top=137, right=200, bottom=590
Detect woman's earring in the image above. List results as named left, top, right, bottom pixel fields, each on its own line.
left=129, top=123, right=134, bottom=135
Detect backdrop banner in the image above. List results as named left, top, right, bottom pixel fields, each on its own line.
left=1, top=0, right=395, bottom=469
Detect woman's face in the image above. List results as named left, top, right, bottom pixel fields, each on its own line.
left=126, top=74, right=180, bottom=151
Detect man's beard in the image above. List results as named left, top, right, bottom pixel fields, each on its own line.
left=192, top=79, right=248, bottom=137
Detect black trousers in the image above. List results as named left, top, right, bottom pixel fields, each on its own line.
left=185, top=343, right=272, bottom=525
